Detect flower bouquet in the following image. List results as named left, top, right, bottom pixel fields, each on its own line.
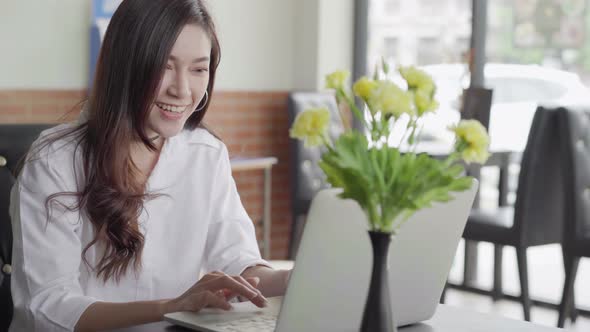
left=289, top=60, right=490, bottom=331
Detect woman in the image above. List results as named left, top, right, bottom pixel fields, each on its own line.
left=9, top=0, right=290, bottom=331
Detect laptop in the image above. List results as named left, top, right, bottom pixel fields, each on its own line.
left=165, top=180, right=478, bottom=332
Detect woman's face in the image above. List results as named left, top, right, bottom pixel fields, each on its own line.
left=146, top=24, right=212, bottom=139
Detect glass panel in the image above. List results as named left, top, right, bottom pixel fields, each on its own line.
left=485, top=0, right=590, bottom=152
left=418, top=0, right=449, bottom=16
left=384, top=0, right=400, bottom=15
left=383, top=37, right=398, bottom=61
left=367, top=0, right=472, bottom=146
left=417, top=37, right=441, bottom=65
left=368, top=0, right=471, bottom=68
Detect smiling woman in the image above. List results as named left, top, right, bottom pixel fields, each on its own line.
left=8, top=1, right=290, bottom=331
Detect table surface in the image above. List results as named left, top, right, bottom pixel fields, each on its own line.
left=114, top=303, right=563, bottom=332
left=230, top=157, right=278, bottom=171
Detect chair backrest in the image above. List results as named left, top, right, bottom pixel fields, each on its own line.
left=0, top=166, right=15, bottom=332
left=287, top=92, right=344, bottom=215
left=558, top=107, right=590, bottom=256
left=460, top=87, right=493, bottom=208
left=512, top=107, right=565, bottom=247
left=0, top=124, right=53, bottom=331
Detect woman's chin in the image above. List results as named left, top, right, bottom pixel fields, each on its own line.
left=151, top=123, right=185, bottom=139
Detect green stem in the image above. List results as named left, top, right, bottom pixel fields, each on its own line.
left=371, top=118, right=379, bottom=143
left=366, top=200, right=380, bottom=231
left=444, top=140, right=468, bottom=166
left=408, top=120, right=417, bottom=148
left=370, top=149, right=385, bottom=192
left=367, top=109, right=385, bottom=145
left=443, top=151, right=461, bottom=168
left=333, top=91, right=351, bottom=132
left=338, top=88, right=369, bottom=131
left=320, top=134, right=335, bottom=153
left=381, top=115, right=391, bottom=142
left=397, top=119, right=411, bottom=149
left=409, top=119, right=425, bottom=154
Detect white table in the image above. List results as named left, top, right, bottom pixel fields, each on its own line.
left=403, top=304, right=564, bottom=331
left=116, top=261, right=565, bottom=331
left=117, top=303, right=564, bottom=331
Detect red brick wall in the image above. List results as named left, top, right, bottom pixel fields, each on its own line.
left=0, top=90, right=292, bottom=259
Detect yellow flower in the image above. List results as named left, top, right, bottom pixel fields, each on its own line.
left=399, top=66, right=435, bottom=93
left=325, top=70, right=350, bottom=90
left=413, top=87, right=439, bottom=115
left=449, top=120, right=490, bottom=164
left=367, top=80, right=414, bottom=117
left=289, top=107, right=331, bottom=147
left=353, top=77, right=378, bottom=100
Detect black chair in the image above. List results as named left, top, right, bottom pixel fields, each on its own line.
left=0, top=124, right=53, bottom=331
left=460, top=107, right=566, bottom=321
left=557, top=107, right=590, bottom=328
left=287, top=92, right=344, bottom=258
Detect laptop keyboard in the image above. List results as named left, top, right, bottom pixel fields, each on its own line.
left=210, top=315, right=276, bottom=332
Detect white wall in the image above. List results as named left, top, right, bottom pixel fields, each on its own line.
left=0, top=0, right=91, bottom=89
left=0, top=0, right=353, bottom=91
left=317, top=0, right=354, bottom=90
left=208, top=0, right=295, bottom=91
left=292, top=0, right=320, bottom=91
left=291, top=0, right=355, bottom=91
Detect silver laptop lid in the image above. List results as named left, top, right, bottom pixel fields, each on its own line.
left=276, top=180, right=478, bottom=332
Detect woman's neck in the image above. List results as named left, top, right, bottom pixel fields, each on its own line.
left=130, top=137, right=165, bottom=183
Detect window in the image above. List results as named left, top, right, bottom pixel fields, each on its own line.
left=368, top=0, right=471, bottom=67
left=417, top=37, right=440, bottom=65
left=419, top=0, right=448, bottom=17
left=383, top=37, right=399, bottom=61
left=486, top=0, right=590, bottom=85
left=384, top=0, right=401, bottom=15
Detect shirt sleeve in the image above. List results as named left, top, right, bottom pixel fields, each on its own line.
left=10, top=155, right=96, bottom=331
left=203, top=145, right=271, bottom=276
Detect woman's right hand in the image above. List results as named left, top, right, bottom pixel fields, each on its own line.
left=163, top=271, right=268, bottom=315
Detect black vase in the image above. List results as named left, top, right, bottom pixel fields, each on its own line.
left=360, top=231, right=397, bottom=332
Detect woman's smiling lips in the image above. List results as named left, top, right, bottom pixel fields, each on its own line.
left=155, top=102, right=190, bottom=113
left=155, top=102, right=190, bottom=120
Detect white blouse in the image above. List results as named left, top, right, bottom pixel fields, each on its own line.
left=9, top=124, right=268, bottom=332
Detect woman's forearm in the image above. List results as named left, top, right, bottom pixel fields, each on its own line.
left=74, top=268, right=287, bottom=330
left=241, top=266, right=291, bottom=297
left=75, top=299, right=172, bottom=331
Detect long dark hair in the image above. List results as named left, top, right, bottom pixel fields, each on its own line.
left=32, top=0, right=221, bottom=282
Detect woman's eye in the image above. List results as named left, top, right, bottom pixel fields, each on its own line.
left=191, top=68, right=208, bottom=73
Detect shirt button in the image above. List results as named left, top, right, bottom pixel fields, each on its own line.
left=2, top=264, right=11, bottom=275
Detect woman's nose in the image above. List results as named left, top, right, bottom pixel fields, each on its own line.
left=168, top=72, right=191, bottom=99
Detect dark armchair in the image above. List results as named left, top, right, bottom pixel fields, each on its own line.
left=557, top=107, right=590, bottom=328
left=0, top=124, right=53, bottom=331
left=287, top=92, right=344, bottom=258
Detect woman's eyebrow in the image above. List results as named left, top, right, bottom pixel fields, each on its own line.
left=169, top=55, right=210, bottom=63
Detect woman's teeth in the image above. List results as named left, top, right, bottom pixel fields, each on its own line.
left=156, top=103, right=186, bottom=113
